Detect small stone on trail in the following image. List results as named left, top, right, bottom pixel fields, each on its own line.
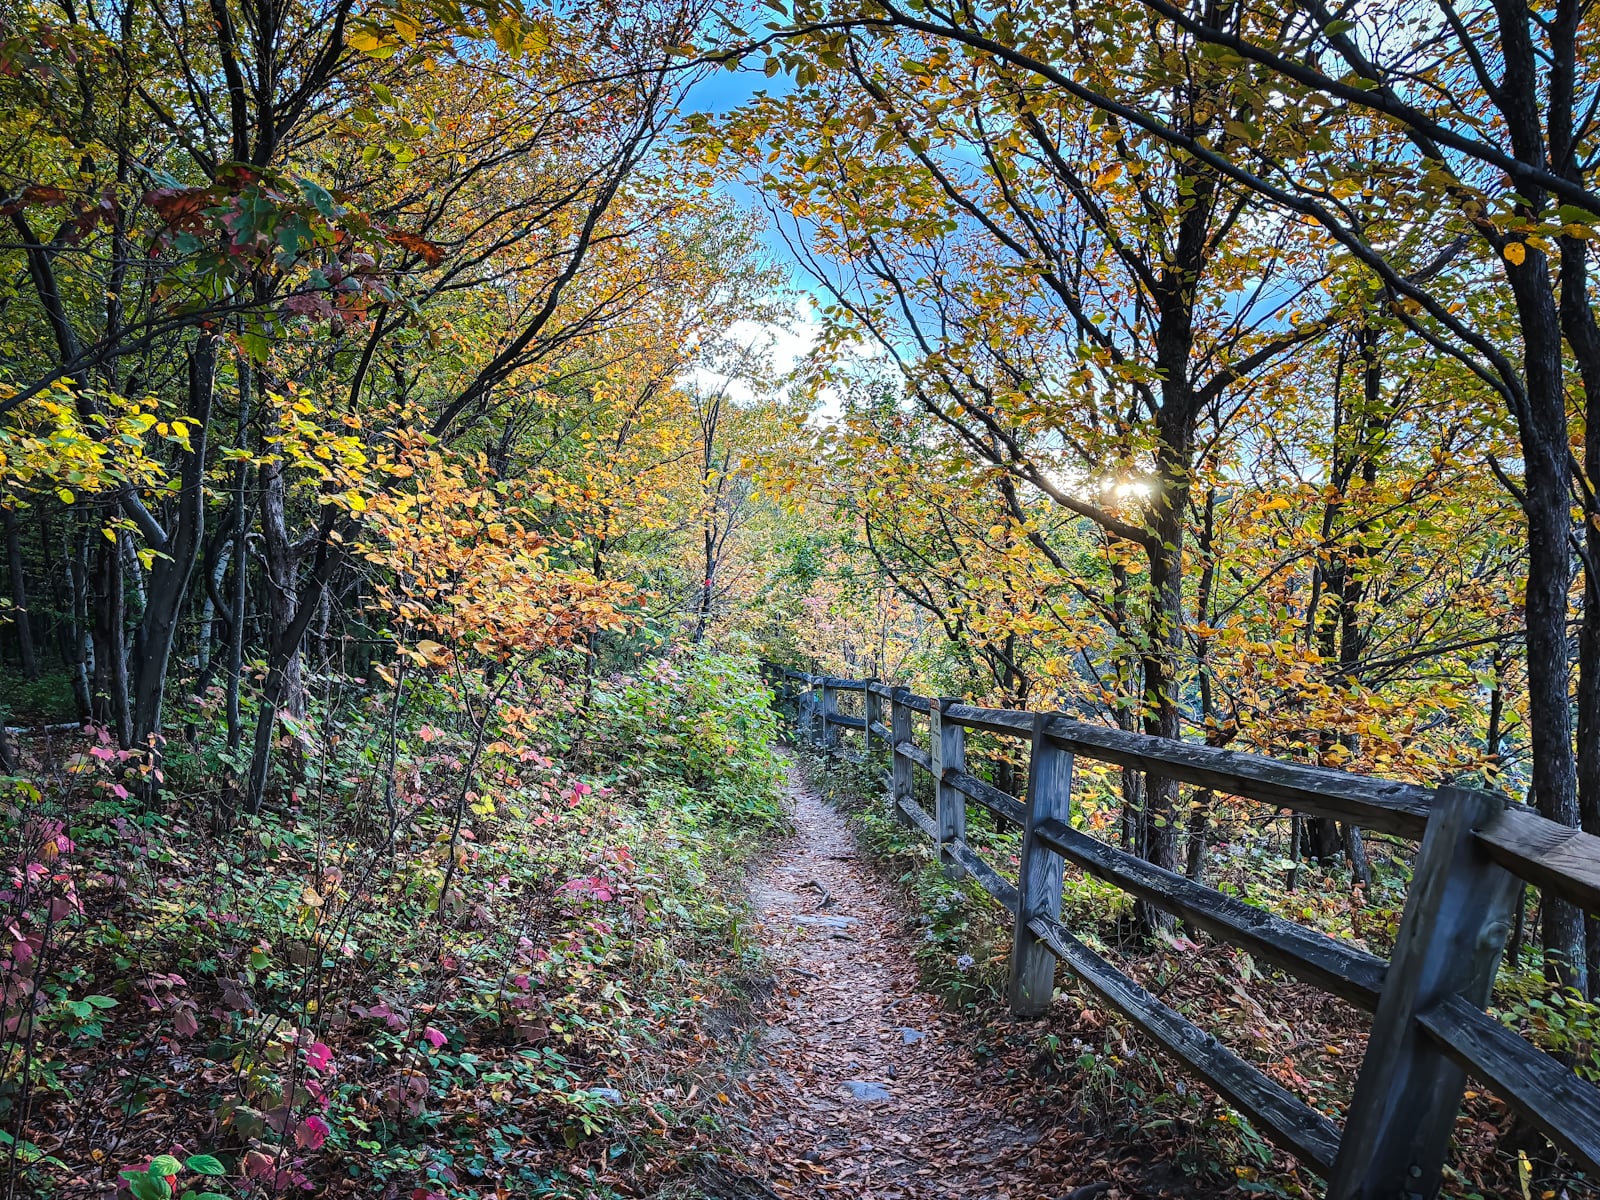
left=793, top=913, right=857, bottom=928
left=841, top=1079, right=892, bottom=1102
left=899, top=1027, right=926, bottom=1044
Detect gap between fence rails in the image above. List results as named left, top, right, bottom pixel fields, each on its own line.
left=764, top=664, right=1600, bottom=1200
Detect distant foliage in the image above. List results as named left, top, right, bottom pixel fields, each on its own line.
left=593, top=648, right=786, bottom=827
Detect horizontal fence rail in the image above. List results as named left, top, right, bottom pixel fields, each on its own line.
left=765, top=666, right=1600, bottom=1200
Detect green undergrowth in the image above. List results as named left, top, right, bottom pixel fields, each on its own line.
left=1, top=647, right=785, bottom=1200
left=793, top=747, right=1594, bottom=1200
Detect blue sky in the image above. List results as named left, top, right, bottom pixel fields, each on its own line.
left=677, top=62, right=835, bottom=404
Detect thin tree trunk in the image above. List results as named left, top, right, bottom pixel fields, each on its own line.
left=1559, top=231, right=1600, bottom=998
left=3, top=505, right=38, bottom=680
left=244, top=511, right=341, bottom=814
left=226, top=354, right=253, bottom=758
left=197, top=543, right=230, bottom=676
left=92, top=526, right=131, bottom=747
left=1184, top=790, right=1212, bottom=881
left=68, top=523, right=92, bottom=720
left=130, top=334, right=217, bottom=750
left=257, top=458, right=305, bottom=723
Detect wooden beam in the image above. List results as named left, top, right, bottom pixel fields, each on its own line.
left=1033, top=818, right=1386, bottom=1011
left=944, top=705, right=1432, bottom=839
left=1474, top=804, right=1600, bottom=913
left=894, top=740, right=932, bottom=774
left=1027, top=913, right=1342, bottom=1175
left=864, top=680, right=883, bottom=763
left=1416, top=994, right=1600, bottom=1175
left=897, top=795, right=938, bottom=842
left=948, top=769, right=1027, bottom=827
left=890, top=689, right=915, bottom=825
left=946, top=838, right=1019, bottom=910
left=1330, top=786, right=1520, bottom=1200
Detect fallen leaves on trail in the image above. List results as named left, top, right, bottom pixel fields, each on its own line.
left=735, top=770, right=1171, bottom=1200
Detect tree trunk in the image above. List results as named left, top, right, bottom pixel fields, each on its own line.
left=1559, top=233, right=1600, bottom=998
left=244, top=511, right=341, bottom=814
left=1184, top=789, right=1212, bottom=880
left=226, top=355, right=254, bottom=758
left=68, top=523, right=92, bottom=720
left=91, top=525, right=131, bottom=747
left=3, top=505, right=38, bottom=680
left=257, top=457, right=306, bottom=721
left=1506, top=249, right=1586, bottom=993
left=130, top=334, right=217, bottom=750
left=196, top=543, right=230, bottom=676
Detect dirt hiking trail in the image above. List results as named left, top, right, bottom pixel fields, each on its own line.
left=735, top=764, right=1093, bottom=1200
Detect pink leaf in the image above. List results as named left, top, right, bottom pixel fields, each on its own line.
left=422, top=1025, right=447, bottom=1050
left=305, top=1041, right=332, bottom=1072
left=295, top=1114, right=329, bottom=1149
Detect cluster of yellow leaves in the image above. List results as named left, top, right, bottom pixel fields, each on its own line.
left=0, top=381, right=177, bottom=505
left=259, top=385, right=375, bottom=512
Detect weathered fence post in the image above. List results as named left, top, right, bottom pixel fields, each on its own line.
left=821, top=679, right=839, bottom=753
left=889, top=686, right=913, bottom=822
left=1329, top=785, right=1518, bottom=1200
left=1009, top=712, right=1073, bottom=1017
left=864, top=680, right=882, bottom=764
left=930, top=697, right=967, bottom=879
left=791, top=675, right=806, bottom=742
left=808, top=676, right=823, bottom=746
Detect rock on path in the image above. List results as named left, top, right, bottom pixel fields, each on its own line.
left=740, top=763, right=1047, bottom=1199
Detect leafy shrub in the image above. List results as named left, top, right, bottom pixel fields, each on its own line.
left=1496, top=976, right=1600, bottom=1083
left=592, top=649, right=784, bottom=827
left=0, top=648, right=782, bottom=1200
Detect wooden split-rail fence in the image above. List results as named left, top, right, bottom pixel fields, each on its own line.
left=765, top=667, right=1600, bottom=1200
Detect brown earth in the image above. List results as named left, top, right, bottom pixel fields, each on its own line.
left=734, top=766, right=1093, bottom=1200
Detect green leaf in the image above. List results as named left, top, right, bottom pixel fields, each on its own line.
left=86, top=994, right=118, bottom=1009
left=298, top=178, right=339, bottom=220
left=184, top=1154, right=226, bottom=1176
left=1558, top=203, right=1600, bottom=225
left=148, top=1154, right=184, bottom=1177
left=125, top=1172, right=172, bottom=1200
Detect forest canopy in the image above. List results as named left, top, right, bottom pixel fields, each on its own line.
left=2, top=0, right=1599, bottom=1196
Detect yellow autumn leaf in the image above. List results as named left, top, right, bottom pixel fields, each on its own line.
left=1504, top=242, right=1527, bottom=265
